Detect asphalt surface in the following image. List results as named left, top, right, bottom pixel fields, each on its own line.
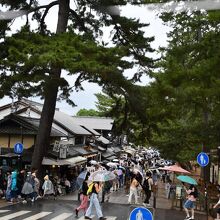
left=0, top=199, right=208, bottom=220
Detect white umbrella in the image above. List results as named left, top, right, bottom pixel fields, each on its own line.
left=89, top=160, right=98, bottom=165
left=133, top=168, right=143, bottom=176
left=107, top=162, right=118, bottom=168
left=112, top=159, right=119, bottom=162
left=88, top=170, right=116, bottom=182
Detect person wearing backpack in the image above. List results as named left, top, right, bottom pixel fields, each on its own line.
left=142, top=172, right=153, bottom=207
left=183, top=184, right=198, bottom=220
left=101, top=180, right=113, bottom=203
left=84, top=181, right=106, bottom=220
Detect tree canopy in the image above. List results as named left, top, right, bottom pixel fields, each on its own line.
left=0, top=0, right=155, bottom=171
left=76, top=108, right=100, bottom=117
left=148, top=10, right=220, bottom=161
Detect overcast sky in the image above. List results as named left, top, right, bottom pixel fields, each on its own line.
left=0, top=3, right=171, bottom=115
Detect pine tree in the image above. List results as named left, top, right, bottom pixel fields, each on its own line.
left=0, top=0, right=155, bottom=171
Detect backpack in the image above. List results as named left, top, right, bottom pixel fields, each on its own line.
left=104, top=181, right=113, bottom=191
left=142, top=178, right=150, bottom=191
left=189, top=186, right=199, bottom=198
left=193, top=187, right=199, bottom=198
left=87, top=182, right=94, bottom=196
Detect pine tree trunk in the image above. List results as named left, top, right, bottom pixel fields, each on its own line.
left=31, top=0, right=70, bottom=174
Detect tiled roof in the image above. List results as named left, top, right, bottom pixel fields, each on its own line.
left=69, top=144, right=98, bottom=156
left=71, top=116, right=114, bottom=130
left=0, top=114, right=66, bottom=137
left=53, top=111, right=91, bottom=135
left=101, top=148, right=115, bottom=159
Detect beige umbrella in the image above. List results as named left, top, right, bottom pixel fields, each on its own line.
left=159, top=164, right=191, bottom=174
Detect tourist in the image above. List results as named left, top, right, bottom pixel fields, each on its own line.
left=213, top=194, right=220, bottom=219
left=142, top=172, right=153, bottom=206
left=75, top=179, right=89, bottom=217
left=42, top=175, right=55, bottom=199
left=85, top=181, right=106, bottom=220
left=10, top=171, right=18, bottom=203
left=184, top=184, right=198, bottom=220
left=128, top=174, right=139, bottom=204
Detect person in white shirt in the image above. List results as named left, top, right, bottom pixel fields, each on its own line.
left=64, top=178, right=71, bottom=194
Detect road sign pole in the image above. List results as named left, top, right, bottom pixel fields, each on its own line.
left=153, top=194, right=156, bottom=209
left=128, top=205, right=154, bottom=220
left=204, top=168, right=208, bottom=220
left=197, top=152, right=209, bottom=220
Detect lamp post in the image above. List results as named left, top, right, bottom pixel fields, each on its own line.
left=217, top=146, right=220, bottom=184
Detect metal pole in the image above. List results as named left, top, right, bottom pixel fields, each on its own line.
left=204, top=168, right=208, bottom=220
left=153, top=194, right=156, bottom=208
left=205, top=186, right=208, bottom=220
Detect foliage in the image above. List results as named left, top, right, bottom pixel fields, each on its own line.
left=76, top=108, right=100, bottom=116
left=0, top=0, right=155, bottom=103
left=0, top=0, right=155, bottom=170
left=148, top=10, right=220, bottom=161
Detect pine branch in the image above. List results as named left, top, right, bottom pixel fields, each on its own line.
left=29, top=1, right=59, bottom=13
left=69, top=9, right=88, bottom=33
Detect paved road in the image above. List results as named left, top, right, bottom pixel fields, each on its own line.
left=0, top=199, right=207, bottom=220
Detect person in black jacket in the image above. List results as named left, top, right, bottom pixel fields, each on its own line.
left=142, top=172, right=153, bottom=206
left=0, top=169, right=6, bottom=198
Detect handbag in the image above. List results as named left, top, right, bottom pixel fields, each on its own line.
left=6, top=189, right=11, bottom=201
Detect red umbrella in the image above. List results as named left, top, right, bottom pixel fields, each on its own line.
left=159, top=164, right=190, bottom=174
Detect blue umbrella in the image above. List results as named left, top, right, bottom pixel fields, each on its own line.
left=76, top=171, right=88, bottom=189
left=177, top=175, right=197, bottom=185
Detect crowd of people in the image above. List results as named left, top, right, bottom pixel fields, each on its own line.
left=73, top=150, right=203, bottom=220
left=0, top=148, right=203, bottom=220
left=0, top=168, right=77, bottom=204
left=73, top=151, right=165, bottom=220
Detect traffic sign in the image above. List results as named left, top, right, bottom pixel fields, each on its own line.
left=197, top=152, right=209, bottom=167
left=129, top=207, right=153, bottom=220
left=14, top=142, right=23, bottom=154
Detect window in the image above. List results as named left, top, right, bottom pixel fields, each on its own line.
left=75, top=136, right=84, bottom=145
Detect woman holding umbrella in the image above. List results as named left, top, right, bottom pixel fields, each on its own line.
left=176, top=175, right=198, bottom=220
left=183, top=184, right=198, bottom=220
left=84, top=170, right=115, bottom=220
left=84, top=181, right=106, bottom=220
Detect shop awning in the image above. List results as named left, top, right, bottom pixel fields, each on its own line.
left=65, top=156, right=87, bottom=166
left=96, top=136, right=111, bottom=144
left=42, top=157, right=69, bottom=166
left=106, top=155, right=117, bottom=161
left=111, top=147, right=122, bottom=153
left=101, top=148, right=115, bottom=159
left=98, top=146, right=106, bottom=152
left=124, top=149, right=135, bottom=155
left=42, top=156, right=87, bottom=166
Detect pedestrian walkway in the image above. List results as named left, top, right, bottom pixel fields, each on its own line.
left=59, top=181, right=172, bottom=209
left=0, top=199, right=11, bottom=209
left=0, top=209, right=118, bottom=220
left=77, top=216, right=116, bottom=220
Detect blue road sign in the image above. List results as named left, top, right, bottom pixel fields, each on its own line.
left=14, top=142, right=23, bottom=154
left=197, top=152, right=209, bottom=167
left=129, top=207, right=153, bottom=220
